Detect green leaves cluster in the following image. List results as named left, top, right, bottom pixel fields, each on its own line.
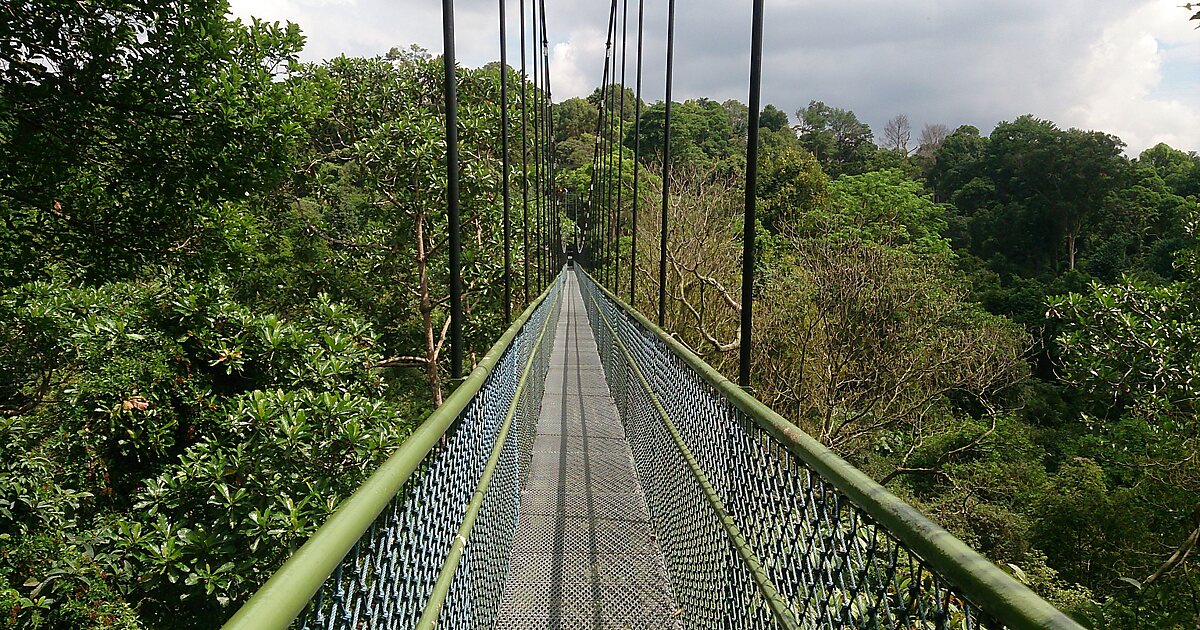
left=0, top=0, right=547, bottom=625
left=1, top=0, right=321, bottom=283
left=0, top=269, right=405, bottom=627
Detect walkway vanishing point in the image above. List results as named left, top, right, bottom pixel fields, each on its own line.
left=223, top=268, right=1084, bottom=630
left=495, top=271, right=681, bottom=628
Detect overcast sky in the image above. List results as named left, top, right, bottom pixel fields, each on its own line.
left=230, top=0, right=1199, bottom=154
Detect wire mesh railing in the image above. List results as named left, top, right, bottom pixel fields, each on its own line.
left=576, top=268, right=1082, bottom=630
left=222, top=273, right=563, bottom=630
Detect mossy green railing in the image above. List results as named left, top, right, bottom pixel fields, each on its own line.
left=577, top=267, right=1082, bottom=630
left=222, top=274, right=563, bottom=630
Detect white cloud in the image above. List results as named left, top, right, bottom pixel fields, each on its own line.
left=225, top=0, right=1200, bottom=152
left=1063, top=1, right=1200, bottom=154
left=550, top=28, right=606, bottom=100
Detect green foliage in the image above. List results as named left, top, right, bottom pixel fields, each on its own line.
left=755, top=240, right=1026, bottom=454
left=755, top=131, right=828, bottom=233
left=586, top=84, right=641, bottom=123
left=759, top=104, right=789, bottom=132
left=811, top=169, right=950, bottom=256
left=0, top=268, right=405, bottom=626
left=1, top=0, right=533, bottom=624
left=936, top=116, right=1133, bottom=276
left=629, top=98, right=738, bottom=168
left=123, top=296, right=405, bottom=624
left=0, top=0, right=323, bottom=284
left=1030, top=458, right=1147, bottom=590
left=793, top=100, right=876, bottom=177
left=555, top=97, right=600, bottom=142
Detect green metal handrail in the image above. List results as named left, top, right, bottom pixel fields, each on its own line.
left=221, top=279, right=560, bottom=630
left=586, top=281, right=801, bottom=629
left=579, top=267, right=1082, bottom=630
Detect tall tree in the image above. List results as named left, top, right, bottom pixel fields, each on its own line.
left=793, top=100, right=875, bottom=176
left=883, top=114, right=912, bottom=154
left=917, top=123, right=950, bottom=160
left=759, top=104, right=789, bottom=132
left=987, top=116, right=1128, bottom=271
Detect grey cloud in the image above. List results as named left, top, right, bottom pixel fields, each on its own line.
left=231, top=0, right=1199, bottom=152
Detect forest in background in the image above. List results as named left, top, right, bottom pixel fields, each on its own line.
left=2, top=1, right=1199, bottom=628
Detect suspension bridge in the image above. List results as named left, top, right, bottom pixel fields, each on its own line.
left=220, top=0, right=1085, bottom=627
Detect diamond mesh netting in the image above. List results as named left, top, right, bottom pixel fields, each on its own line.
left=577, top=270, right=998, bottom=630
left=297, top=275, right=563, bottom=630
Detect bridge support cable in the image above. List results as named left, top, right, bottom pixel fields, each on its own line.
left=616, top=0, right=629, bottom=295
left=442, top=0, right=464, bottom=379
left=575, top=267, right=1083, bottom=630
left=588, top=0, right=618, bottom=285
left=738, top=0, right=765, bottom=387
left=658, top=0, right=675, bottom=328
left=530, top=0, right=543, bottom=294
left=629, top=0, right=644, bottom=306
left=222, top=277, right=564, bottom=630
left=610, top=0, right=626, bottom=295
left=609, top=0, right=623, bottom=290
left=519, top=0, right=530, bottom=303
left=597, top=59, right=611, bottom=286
left=539, top=0, right=554, bottom=277
left=603, top=6, right=617, bottom=291
left=605, top=80, right=614, bottom=287
left=605, top=0, right=619, bottom=289
left=500, top=0, right=512, bottom=322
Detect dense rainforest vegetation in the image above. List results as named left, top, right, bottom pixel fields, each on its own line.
left=2, top=1, right=1199, bottom=628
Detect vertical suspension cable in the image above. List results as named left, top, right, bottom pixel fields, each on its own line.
left=592, top=67, right=604, bottom=280
left=499, top=0, right=511, bottom=322
left=519, top=0, right=529, bottom=302
left=603, top=1, right=619, bottom=288
left=740, top=0, right=765, bottom=387
left=658, top=0, right=675, bottom=328
left=619, top=0, right=628, bottom=300
left=540, top=0, right=553, bottom=279
left=614, top=0, right=628, bottom=294
left=630, top=0, right=644, bottom=305
left=590, top=0, right=617, bottom=278
left=600, top=74, right=610, bottom=285
left=530, top=0, right=543, bottom=293
left=604, top=46, right=614, bottom=289
left=442, top=0, right=463, bottom=378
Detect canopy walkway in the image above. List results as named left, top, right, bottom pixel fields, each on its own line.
left=222, top=267, right=1081, bottom=630
left=210, top=5, right=1085, bottom=626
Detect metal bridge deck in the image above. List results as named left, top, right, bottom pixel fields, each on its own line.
left=496, top=271, right=682, bottom=629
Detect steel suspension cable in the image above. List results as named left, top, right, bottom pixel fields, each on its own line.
left=499, top=0, right=511, bottom=322
left=614, top=0, right=628, bottom=298
left=540, top=0, right=553, bottom=279
left=592, top=63, right=604, bottom=282
left=589, top=0, right=617, bottom=277
left=629, top=0, right=644, bottom=305
left=739, top=0, right=765, bottom=387
left=604, top=0, right=620, bottom=288
left=601, top=73, right=611, bottom=286
left=530, top=0, right=543, bottom=293
left=442, top=0, right=463, bottom=378
left=519, top=0, right=529, bottom=303
left=658, top=0, right=675, bottom=328
left=604, top=40, right=615, bottom=289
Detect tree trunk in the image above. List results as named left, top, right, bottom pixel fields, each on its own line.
left=1067, top=232, right=1077, bottom=271
left=416, top=211, right=443, bottom=405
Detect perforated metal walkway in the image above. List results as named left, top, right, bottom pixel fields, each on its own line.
left=496, top=271, right=682, bottom=629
